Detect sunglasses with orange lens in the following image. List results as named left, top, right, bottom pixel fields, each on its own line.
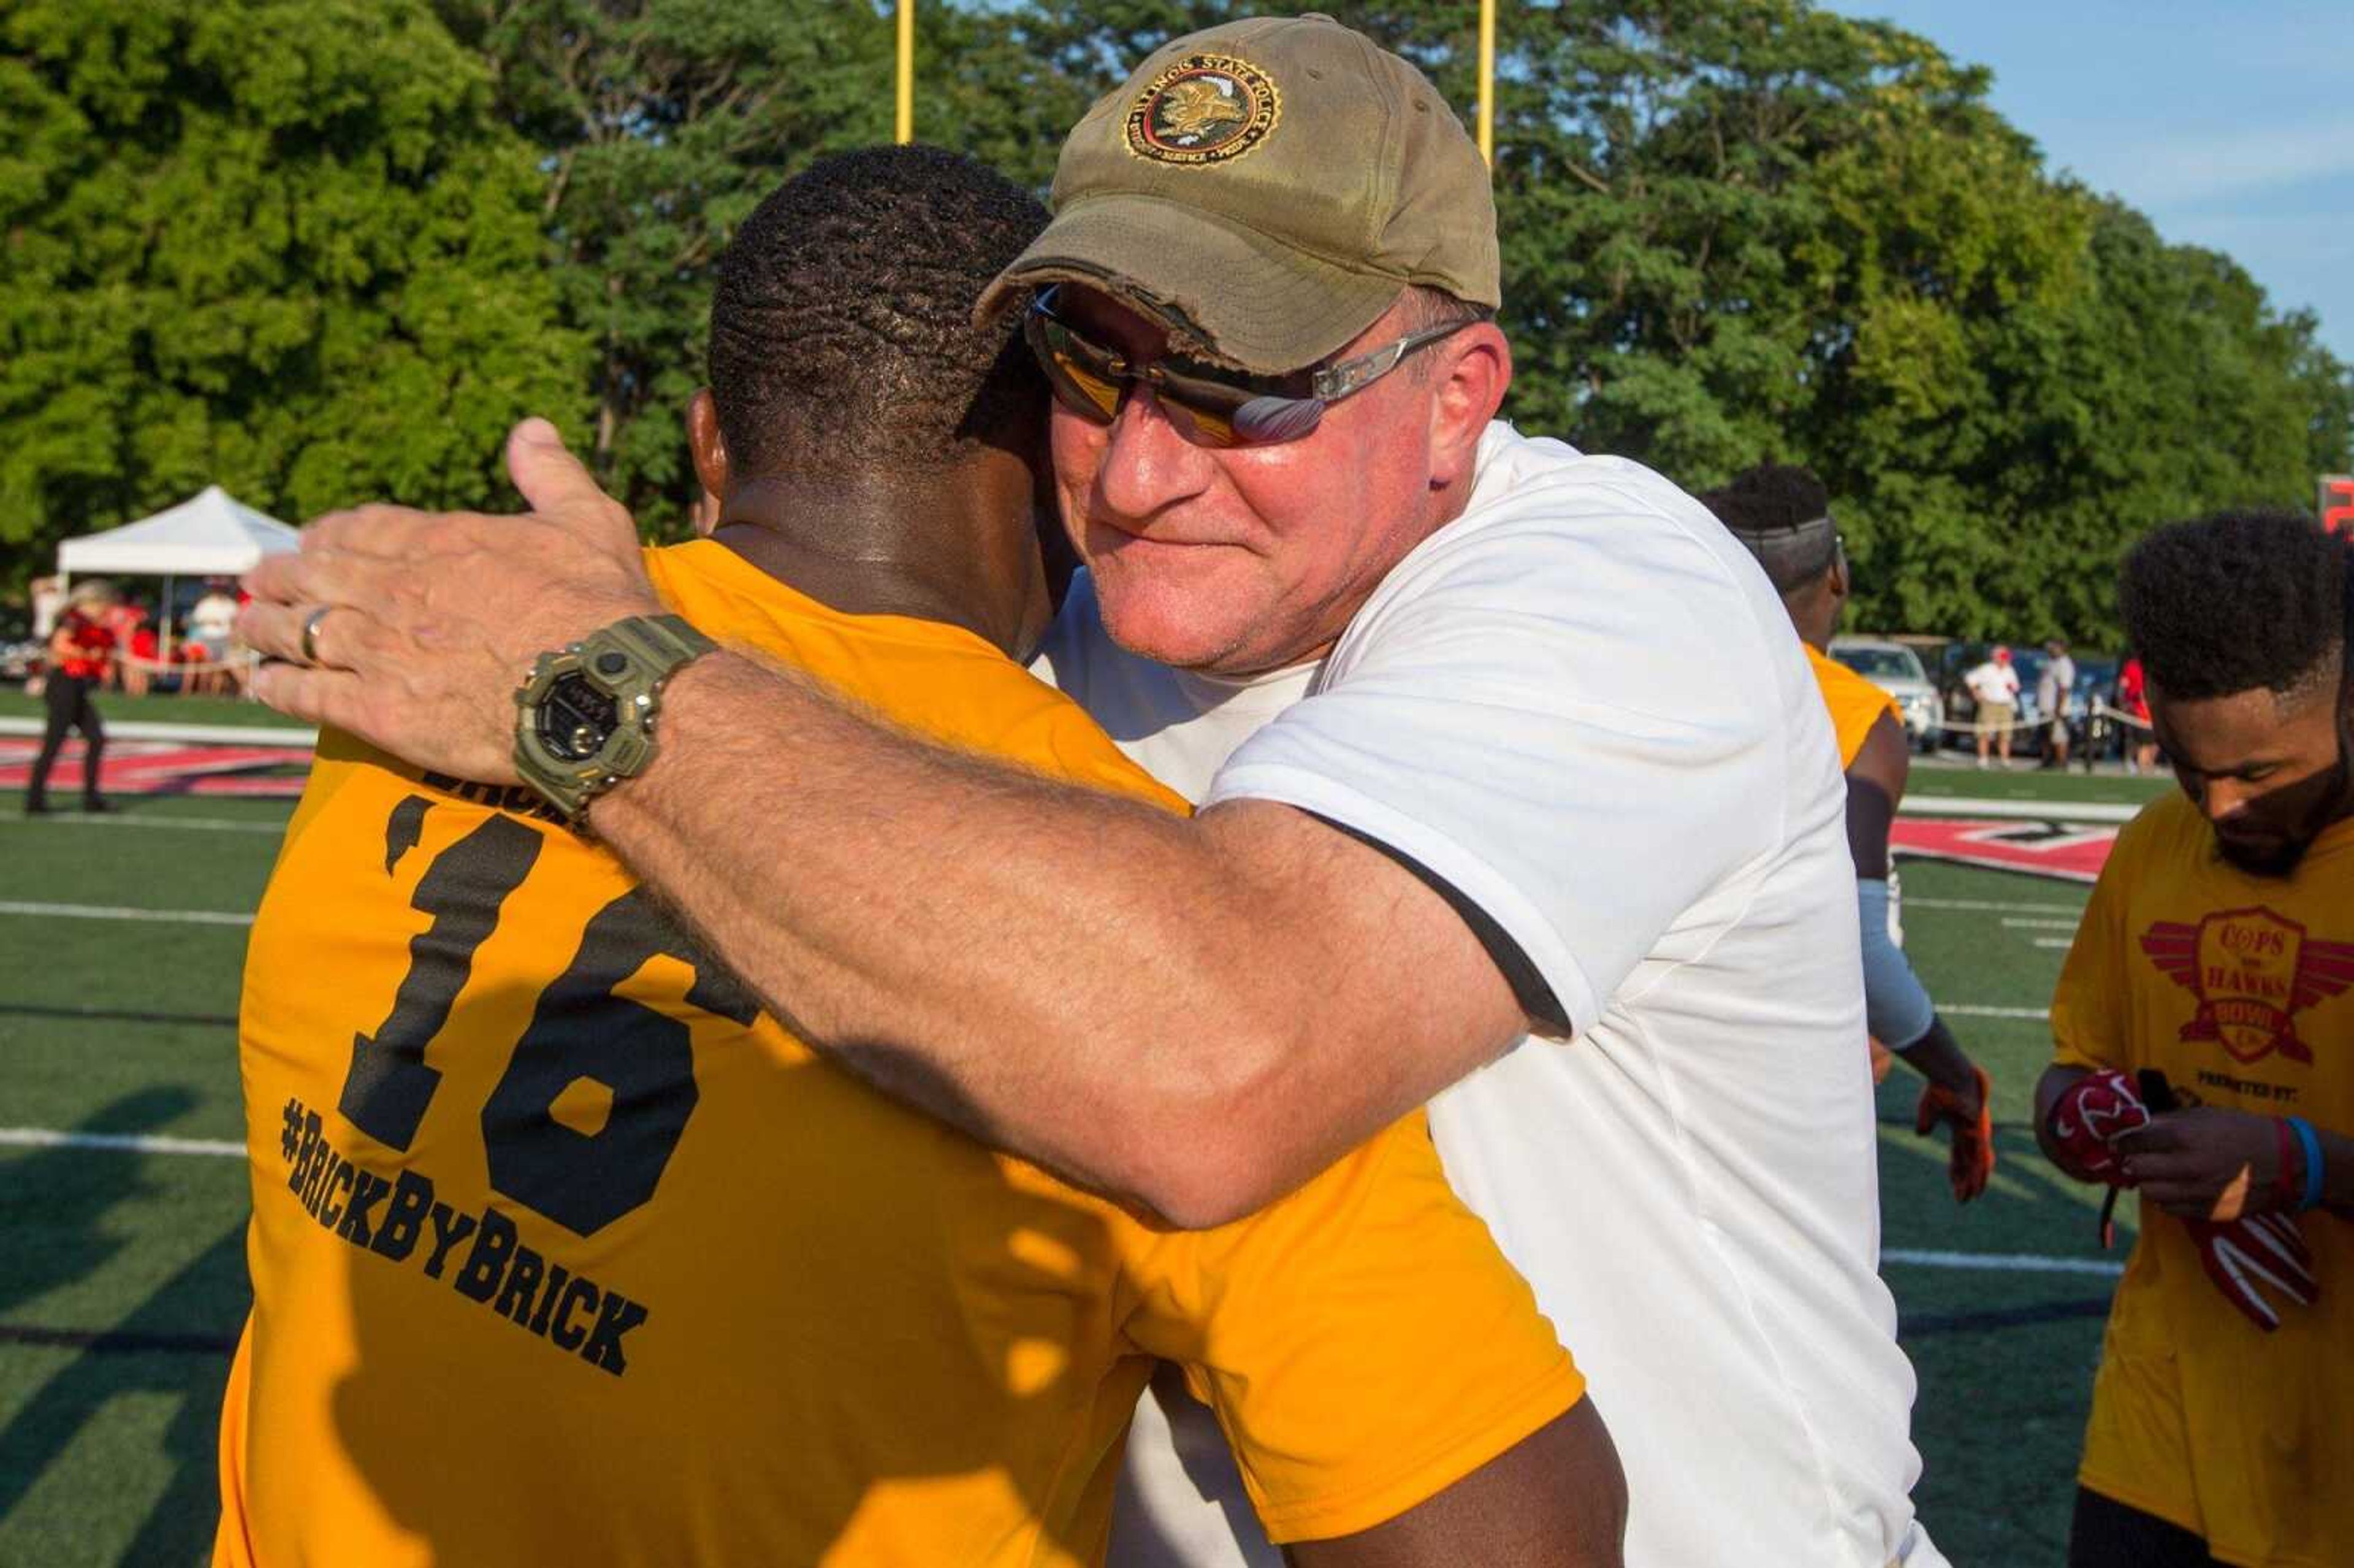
left=1021, top=287, right=1485, bottom=448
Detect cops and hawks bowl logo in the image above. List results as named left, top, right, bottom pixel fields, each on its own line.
left=2141, top=905, right=2354, bottom=1065
left=1124, top=53, right=1280, bottom=166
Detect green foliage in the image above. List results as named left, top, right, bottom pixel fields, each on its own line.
left=4, top=0, right=2347, bottom=638
left=428, top=0, right=902, bottom=536
left=0, top=0, right=589, bottom=590
left=1007, top=0, right=2350, bottom=643
left=427, top=0, right=1103, bottom=537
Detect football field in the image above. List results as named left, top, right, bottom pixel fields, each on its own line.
left=0, top=755, right=2171, bottom=1566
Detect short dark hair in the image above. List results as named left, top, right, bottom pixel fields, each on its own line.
left=1699, top=463, right=1838, bottom=596
left=708, top=145, right=1049, bottom=478
left=2118, top=510, right=2350, bottom=702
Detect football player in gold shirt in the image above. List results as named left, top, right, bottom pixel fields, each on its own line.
left=1701, top=465, right=1994, bottom=1201
left=217, top=148, right=1621, bottom=1567
left=2039, top=510, right=2354, bottom=1568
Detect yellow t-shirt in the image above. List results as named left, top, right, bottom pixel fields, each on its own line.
left=1804, top=645, right=1902, bottom=771
left=2051, top=791, right=2354, bottom=1567
left=216, top=539, right=1581, bottom=1568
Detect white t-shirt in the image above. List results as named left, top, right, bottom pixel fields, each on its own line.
left=2038, top=655, right=2076, bottom=715
left=1965, top=660, right=2020, bottom=707
left=191, top=592, right=239, bottom=644
left=1038, top=422, right=1933, bottom=1568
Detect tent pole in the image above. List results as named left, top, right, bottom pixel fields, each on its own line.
left=162, top=574, right=175, bottom=667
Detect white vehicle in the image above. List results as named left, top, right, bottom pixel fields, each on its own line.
left=1828, top=637, right=1944, bottom=753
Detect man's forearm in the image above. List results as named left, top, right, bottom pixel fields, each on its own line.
left=588, top=651, right=1514, bottom=1225
left=1894, top=1018, right=1976, bottom=1099
left=592, top=652, right=1229, bottom=1211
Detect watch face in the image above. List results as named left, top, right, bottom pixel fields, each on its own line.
left=537, top=671, right=618, bottom=762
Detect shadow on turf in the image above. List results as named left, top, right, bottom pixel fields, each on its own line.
left=0, top=1090, right=251, bottom=1564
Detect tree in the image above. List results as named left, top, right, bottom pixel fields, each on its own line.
left=432, top=0, right=1086, bottom=536
left=0, top=0, right=587, bottom=590
left=10, top=0, right=2342, bottom=633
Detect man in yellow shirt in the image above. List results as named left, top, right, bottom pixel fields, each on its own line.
left=218, top=148, right=1620, bottom=1566
left=2038, top=509, right=2354, bottom=1567
left=1702, top=464, right=1994, bottom=1201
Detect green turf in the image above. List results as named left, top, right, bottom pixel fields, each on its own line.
left=0, top=688, right=310, bottom=730
left=0, top=769, right=2135, bottom=1564
left=1908, top=758, right=2172, bottom=808
left=1, top=791, right=273, bottom=1564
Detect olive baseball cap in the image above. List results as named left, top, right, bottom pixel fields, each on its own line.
left=975, top=12, right=1498, bottom=374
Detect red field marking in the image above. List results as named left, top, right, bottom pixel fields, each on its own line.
left=0, top=739, right=311, bottom=799
left=1893, top=817, right=2117, bottom=883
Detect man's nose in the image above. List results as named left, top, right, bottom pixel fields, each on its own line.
left=2200, top=778, right=2251, bottom=823
left=1095, top=386, right=1214, bottom=522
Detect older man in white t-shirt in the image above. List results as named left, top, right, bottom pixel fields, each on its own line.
left=1045, top=419, right=1937, bottom=1568
left=234, top=18, right=1937, bottom=1565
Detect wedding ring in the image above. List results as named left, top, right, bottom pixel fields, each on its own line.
left=300, top=605, right=333, bottom=666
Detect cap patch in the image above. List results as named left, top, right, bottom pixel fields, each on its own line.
left=1123, top=54, right=1280, bottom=167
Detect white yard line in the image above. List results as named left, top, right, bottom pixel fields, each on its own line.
left=1883, top=1248, right=2123, bottom=1278
left=1899, top=796, right=2141, bottom=823
left=1907, top=896, right=2087, bottom=916
left=2, top=813, right=285, bottom=834
left=2032, top=937, right=2075, bottom=950
left=0, top=900, right=253, bottom=927
left=2001, top=916, right=2081, bottom=931
left=0, top=1127, right=2141, bottom=1280
left=1, top=1144, right=2125, bottom=1279
left=1939, top=1003, right=2051, bottom=1020
left=0, top=1127, right=245, bottom=1159
left=0, top=717, right=316, bottom=746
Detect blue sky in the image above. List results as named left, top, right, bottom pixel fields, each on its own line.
left=1822, top=0, right=2353, bottom=360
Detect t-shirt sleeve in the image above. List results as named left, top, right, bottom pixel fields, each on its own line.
left=1203, top=509, right=1787, bottom=1033
left=1115, top=1110, right=1583, bottom=1543
left=2049, top=831, right=2136, bottom=1072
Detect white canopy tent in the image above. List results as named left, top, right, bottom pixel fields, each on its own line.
left=55, top=485, right=298, bottom=655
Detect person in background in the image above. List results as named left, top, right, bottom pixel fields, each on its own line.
left=1701, top=463, right=1994, bottom=1204
left=99, top=595, right=146, bottom=693
left=2117, top=653, right=2158, bottom=774
left=2041, top=637, right=2078, bottom=769
left=1964, top=645, right=2021, bottom=768
left=2038, top=510, right=2352, bottom=1568
left=26, top=579, right=117, bottom=815
left=188, top=580, right=245, bottom=695
left=119, top=604, right=159, bottom=698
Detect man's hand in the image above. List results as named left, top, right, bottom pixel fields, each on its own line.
left=237, top=419, right=661, bottom=780
left=2117, top=1106, right=2292, bottom=1221
left=1914, top=1064, right=1995, bottom=1203
left=2044, top=1067, right=2151, bottom=1184
left=2180, top=1211, right=2318, bottom=1332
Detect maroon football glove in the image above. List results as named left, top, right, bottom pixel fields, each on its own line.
left=2047, top=1068, right=2151, bottom=1183
left=2182, top=1211, right=2320, bottom=1332
left=1916, top=1065, right=1996, bottom=1203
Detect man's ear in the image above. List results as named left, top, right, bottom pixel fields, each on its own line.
left=1428, top=322, right=1512, bottom=493
left=687, top=389, right=729, bottom=538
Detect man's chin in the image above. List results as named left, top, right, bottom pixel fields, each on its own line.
left=1089, top=555, right=1260, bottom=672
left=2215, top=833, right=2310, bottom=878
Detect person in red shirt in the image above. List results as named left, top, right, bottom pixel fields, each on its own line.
left=28, top=580, right=118, bottom=814
left=2116, top=655, right=2158, bottom=775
